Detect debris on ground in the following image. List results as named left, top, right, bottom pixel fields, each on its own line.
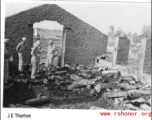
left=4, top=58, right=151, bottom=110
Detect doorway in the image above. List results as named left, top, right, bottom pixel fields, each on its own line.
left=33, top=20, right=64, bottom=67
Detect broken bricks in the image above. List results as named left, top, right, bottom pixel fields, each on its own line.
left=101, top=69, right=120, bottom=76
left=103, top=78, right=151, bottom=111
left=118, top=83, right=138, bottom=90
left=103, top=91, right=128, bottom=98
left=130, top=98, right=145, bottom=103
left=51, top=75, right=65, bottom=81
left=114, top=98, right=120, bottom=105
left=123, top=103, right=142, bottom=111
left=94, top=84, right=101, bottom=93
left=5, top=59, right=151, bottom=111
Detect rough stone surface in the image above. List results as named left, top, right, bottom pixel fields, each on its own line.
left=143, top=39, right=151, bottom=74
left=5, top=4, right=107, bottom=66
left=116, top=37, right=130, bottom=65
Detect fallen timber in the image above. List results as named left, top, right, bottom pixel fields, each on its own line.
left=103, top=90, right=151, bottom=98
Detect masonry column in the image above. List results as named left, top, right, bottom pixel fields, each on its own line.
left=137, top=38, right=147, bottom=81
left=143, top=39, right=151, bottom=74
left=116, top=37, right=130, bottom=65
left=61, top=27, right=67, bottom=67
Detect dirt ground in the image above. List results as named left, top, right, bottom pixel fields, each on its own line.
left=3, top=49, right=151, bottom=110
left=4, top=78, right=129, bottom=110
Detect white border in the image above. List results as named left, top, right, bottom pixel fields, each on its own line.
left=1, top=0, right=151, bottom=120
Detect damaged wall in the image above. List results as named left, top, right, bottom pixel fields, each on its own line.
left=5, top=4, right=107, bottom=66
left=144, top=39, right=151, bottom=74
left=116, top=37, right=130, bottom=65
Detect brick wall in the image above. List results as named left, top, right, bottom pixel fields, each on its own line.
left=5, top=22, right=33, bottom=65
left=116, top=37, right=130, bottom=65
left=5, top=4, right=107, bottom=66
left=144, top=39, right=151, bottom=74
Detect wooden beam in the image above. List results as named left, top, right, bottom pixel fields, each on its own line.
left=103, top=89, right=151, bottom=98
left=61, top=28, right=67, bottom=67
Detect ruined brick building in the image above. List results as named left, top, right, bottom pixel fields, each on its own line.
left=143, top=38, right=151, bottom=74
left=5, top=4, right=108, bottom=66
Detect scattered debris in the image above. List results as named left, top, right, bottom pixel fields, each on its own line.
left=123, top=103, right=142, bottom=110
left=4, top=59, right=151, bottom=110
left=147, top=97, right=151, bottom=106
left=130, top=98, right=145, bottom=103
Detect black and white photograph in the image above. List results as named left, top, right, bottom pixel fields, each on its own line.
left=1, top=0, right=151, bottom=119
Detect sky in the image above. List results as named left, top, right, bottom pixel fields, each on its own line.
left=5, top=1, right=151, bottom=35
left=33, top=21, right=63, bottom=30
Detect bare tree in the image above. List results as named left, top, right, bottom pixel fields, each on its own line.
left=132, top=33, right=138, bottom=43
left=127, top=32, right=133, bottom=39
left=108, top=25, right=115, bottom=39
left=141, top=25, right=151, bottom=37
left=127, top=32, right=132, bottom=37
left=123, top=32, right=127, bottom=37
left=115, top=28, right=124, bottom=37
left=109, top=25, right=115, bottom=32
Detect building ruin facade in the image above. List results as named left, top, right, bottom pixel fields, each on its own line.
left=5, top=4, right=108, bottom=66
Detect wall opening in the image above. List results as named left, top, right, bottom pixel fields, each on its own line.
left=33, top=20, right=64, bottom=67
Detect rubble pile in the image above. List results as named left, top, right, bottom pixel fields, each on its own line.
left=102, top=75, right=151, bottom=111
left=4, top=61, right=151, bottom=110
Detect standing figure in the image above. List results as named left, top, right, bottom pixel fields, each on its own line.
left=16, top=37, right=27, bottom=72
left=35, top=37, right=42, bottom=72
left=31, top=41, right=41, bottom=79
left=4, top=38, right=12, bottom=86
left=47, top=39, right=58, bottom=73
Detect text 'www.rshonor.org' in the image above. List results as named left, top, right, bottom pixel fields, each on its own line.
left=100, top=111, right=152, bottom=117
